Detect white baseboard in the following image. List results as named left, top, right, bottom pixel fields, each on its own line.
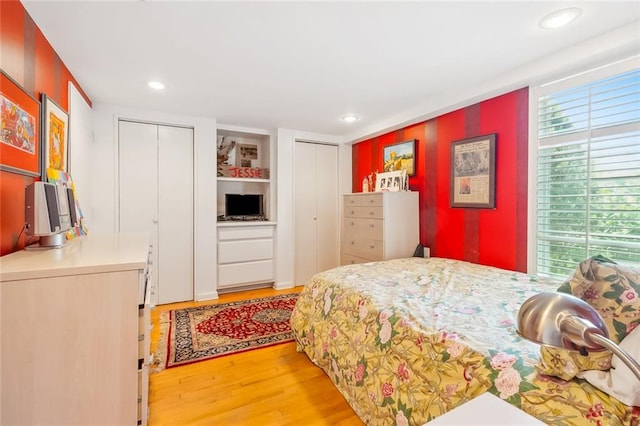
left=195, top=291, right=219, bottom=301
left=273, top=281, right=294, bottom=290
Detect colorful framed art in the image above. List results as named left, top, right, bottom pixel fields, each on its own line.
left=41, top=93, right=70, bottom=179
left=0, top=69, right=41, bottom=177
left=383, top=139, right=416, bottom=176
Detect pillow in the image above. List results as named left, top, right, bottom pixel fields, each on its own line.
left=578, top=324, right=640, bottom=406
left=537, top=256, right=640, bottom=380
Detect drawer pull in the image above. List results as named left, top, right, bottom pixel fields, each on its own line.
left=351, top=241, right=355, bottom=245
left=369, top=223, right=374, bottom=228
left=350, top=210, right=355, bottom=215
left=351, top=221, right=355, bottom=226
left=369, top=211, right=374, bottom=215
left=369, top=244, right=375, bottom=249
left=369, top=199, right=375, bottom=203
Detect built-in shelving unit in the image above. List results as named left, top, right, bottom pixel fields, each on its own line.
left=216, top=125, right=276, bottom=292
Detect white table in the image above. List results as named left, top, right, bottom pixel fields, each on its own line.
left=426, top=393, right=545, bottom=425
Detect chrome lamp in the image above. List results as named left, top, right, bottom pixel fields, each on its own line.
left=517, top=291, right=640, bottom=380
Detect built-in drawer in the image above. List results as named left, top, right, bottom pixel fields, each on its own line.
left=344, top=205, right=383, bottom=219
left=218, top=239, right=273, bottom=264
left=218, top=225, right=274, bottom=241
left=344, top=218, right=383, bottom=240
left=342, top=237, right=383, bottom=260
left=218, top=260, right=274, bottom=287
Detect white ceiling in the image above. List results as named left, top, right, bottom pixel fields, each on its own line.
left=22, top=1, right=640, bottom=142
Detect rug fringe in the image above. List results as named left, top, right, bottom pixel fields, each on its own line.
left=151, top=310, right=171, bottom=373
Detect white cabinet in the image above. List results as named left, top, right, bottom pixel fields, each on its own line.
left=0, top=234, right=151, bottom=425
left=217, top=224, right=275, bottom=292
left=294, top=142, right=339, bottom=285
left=341, top=192, right=419, bottom=265
left=119, top=120, right=194, bottom=305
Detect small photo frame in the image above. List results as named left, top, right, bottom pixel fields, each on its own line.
left=450, top=134, right=496, bottom=208
left=42, top=93, right=70, bottom=179
left=0, top=70, right=41, bottom=177
left=237, top=143, right=259, bottom=168
left=375, top=170, right=407, bottom=192
left=383, top=139, right=416, bottom=176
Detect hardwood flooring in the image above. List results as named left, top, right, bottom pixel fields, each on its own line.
left=148, top=287, right=364, bottom=426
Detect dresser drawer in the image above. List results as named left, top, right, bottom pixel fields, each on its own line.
left=344, top=218, right=383, bottom=240
left=342, top=237, right=383, bottom=260
left=344, top=194, right=363, bottom=207
left=218, top=239, right=273, bottom=263
left=341, top=253, right=373, bottom=265
left=360, top=193, right=382, bottom=206
left=344, top=205, right=383, bottom=219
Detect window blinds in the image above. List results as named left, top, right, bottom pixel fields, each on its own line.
left=535, top=67, right=640, bottom=278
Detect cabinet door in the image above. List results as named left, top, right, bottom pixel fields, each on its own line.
left=158, top=125, right=194, bottom=303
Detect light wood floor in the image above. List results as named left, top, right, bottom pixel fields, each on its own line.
left=149, top=287, right=364, bottom=426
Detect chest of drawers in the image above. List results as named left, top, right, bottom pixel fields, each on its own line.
left=341, top=192, right=419, bottom=265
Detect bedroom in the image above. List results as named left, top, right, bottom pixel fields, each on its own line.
left=0, top=1, right=639, bottom=424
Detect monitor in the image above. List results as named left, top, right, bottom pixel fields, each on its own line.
left=225, top=193, right=264, bottom=219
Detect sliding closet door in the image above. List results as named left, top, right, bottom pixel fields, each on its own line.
left=294, top=141, right=339, bottom=286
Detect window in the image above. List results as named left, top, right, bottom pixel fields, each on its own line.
left=533, top=61, right=640, bottom=278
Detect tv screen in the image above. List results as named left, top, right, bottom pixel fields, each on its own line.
left=225, top=193, right=264, bottom=218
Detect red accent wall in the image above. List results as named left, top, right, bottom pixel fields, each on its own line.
left=0, top=0, right=91, bottom=255
left=352, top=88, right=529, bottom=272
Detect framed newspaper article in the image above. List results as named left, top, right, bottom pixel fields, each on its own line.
left=450, top=134, right=496, bottom=208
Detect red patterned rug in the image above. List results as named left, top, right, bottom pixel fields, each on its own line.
left=153, top=293, right=298, bottom=371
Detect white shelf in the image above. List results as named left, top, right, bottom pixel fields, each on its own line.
left=217, top=177, right=270, bottom=183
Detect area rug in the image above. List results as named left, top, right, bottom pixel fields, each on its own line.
left=153, top=293, right=298, bottom=371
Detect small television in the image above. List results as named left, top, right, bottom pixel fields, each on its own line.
left=225, top=193, right=264, bottom=220
left=25, top=181, right=77, bottom=248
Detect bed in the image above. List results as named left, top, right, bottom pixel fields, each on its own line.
left=290, top=257, right=638, bottom=425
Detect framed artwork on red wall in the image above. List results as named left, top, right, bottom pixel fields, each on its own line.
left=383, top=139, right=416, bottom=176
left=41, top=93, right=70, bottom=180
left=450, top=134, right=496, bottom=208
left=0, top=69, right=41, bottom=177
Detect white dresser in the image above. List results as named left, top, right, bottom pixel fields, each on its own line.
left=0, top=233, right=151, bottom=425
left=342, top=191, right=419, bottom=265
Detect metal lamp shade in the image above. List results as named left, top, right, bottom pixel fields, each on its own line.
left=517, top=291, right=609, bottom=351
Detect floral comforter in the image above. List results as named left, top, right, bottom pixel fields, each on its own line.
left=290, top=257, right=638, bottom=425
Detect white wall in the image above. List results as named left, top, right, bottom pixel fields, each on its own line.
left=274, top=129, right=348, bottom=289
left=68, top=82, right=94, bottom=227
left=91, top=104, right=218, bottom=301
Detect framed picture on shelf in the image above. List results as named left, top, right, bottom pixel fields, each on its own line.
left=41, top=93, right=70, bottom=179
left=0, top=70, right=41, bottom=177
left=450, top=134, right=496, bottom=208
left=383, top=139, right=416, bottom=176
left=237, top=143, right=259, bottom=168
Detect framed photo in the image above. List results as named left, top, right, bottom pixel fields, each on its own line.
left=450, top=134, right=496, bottom=208
left=42, top=93, right=70, bottom=178
left=0, top=69, right=41, bottom=176
left=375, top=170, right=407, bottom=192
left=237, top=143, right=259, bottom=168
left=383, top=139, right=416, bottom=176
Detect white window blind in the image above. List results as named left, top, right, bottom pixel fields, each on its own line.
left=535, top=66, right=640, bottom=278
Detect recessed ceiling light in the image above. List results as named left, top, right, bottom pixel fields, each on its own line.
left=148, top=81, right=165, bottom=90
left=341, top=114, right=359, bottom=123
left=539, top=7, right=582, bottom=29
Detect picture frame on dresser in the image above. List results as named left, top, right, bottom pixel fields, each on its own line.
left=375, top=170, right=407, bottom=192
left=450, top=134, right=496, bottom=208
left=0, top=69, right=41, bottom=177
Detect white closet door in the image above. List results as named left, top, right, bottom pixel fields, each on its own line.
left=294, top=142, right=319, bottom=286
left=294, top=142, right=339, bottom=286
left=157, top=125, right=194, bottom=303
left=118, top=121, right=159, bottom=296
left=315, top=144, right=339, bottom=273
